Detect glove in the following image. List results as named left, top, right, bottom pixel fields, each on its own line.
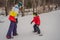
left=31, top=21, right=33, bottom=24
left=16, top=18, right=18, bottom=23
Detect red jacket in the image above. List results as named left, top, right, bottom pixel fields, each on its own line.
left=9, top=15, right=16, bottom=22
left=32, top=16, right=40, bottom=25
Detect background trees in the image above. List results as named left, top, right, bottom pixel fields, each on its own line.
left=0, top=0, right=60, bottom=16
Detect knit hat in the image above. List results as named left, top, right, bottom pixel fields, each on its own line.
left=33, top=12, right=38, bottom=16
left=18, top=2, right=22, bottom=7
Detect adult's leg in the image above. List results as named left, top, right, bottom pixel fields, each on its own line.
left=13, top=18, right=18, bottom=36
left=13, top=22, right=18, bottom=35
left=6, top=21, right=15, bottom=38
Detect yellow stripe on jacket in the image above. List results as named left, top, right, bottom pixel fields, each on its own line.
left=9, top=10, right=17, bottom=17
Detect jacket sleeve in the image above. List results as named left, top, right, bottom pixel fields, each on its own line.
left=9, top=15, right=16, bottom=22
left=32, top=17, right=35, bottom=22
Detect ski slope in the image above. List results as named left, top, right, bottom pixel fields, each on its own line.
left=0, top=10, right=60, bottom=40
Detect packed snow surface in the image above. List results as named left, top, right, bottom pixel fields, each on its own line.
left=0, top=10, right=60, bottom=40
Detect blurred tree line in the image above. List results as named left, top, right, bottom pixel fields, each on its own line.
left=0, top=0, right=59, bottom=9
left=0, top=0, right=60, bottom=16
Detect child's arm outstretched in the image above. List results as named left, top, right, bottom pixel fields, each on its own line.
left=31, top=17, right=35, bottom=24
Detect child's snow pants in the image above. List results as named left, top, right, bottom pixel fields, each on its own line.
left=33, top=24, right=40, bottom=34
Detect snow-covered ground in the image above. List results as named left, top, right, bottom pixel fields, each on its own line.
left=0, top=10, right=60, bottom=40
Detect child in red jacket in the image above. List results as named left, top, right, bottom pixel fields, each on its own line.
left=31, top=13, right=41, bottom=35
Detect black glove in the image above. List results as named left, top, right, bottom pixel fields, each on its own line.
left=31, top=21, right=33, bottom=24
left=16, top=18, right=18, bottom=23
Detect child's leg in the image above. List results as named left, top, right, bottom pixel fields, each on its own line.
left=37, top=27, right=40, bottom=34
left=33, top=24, right=37, bottom=32
left=36, top=25, right=40, bottom=34
left=6, top=21, right=15, bottom=37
